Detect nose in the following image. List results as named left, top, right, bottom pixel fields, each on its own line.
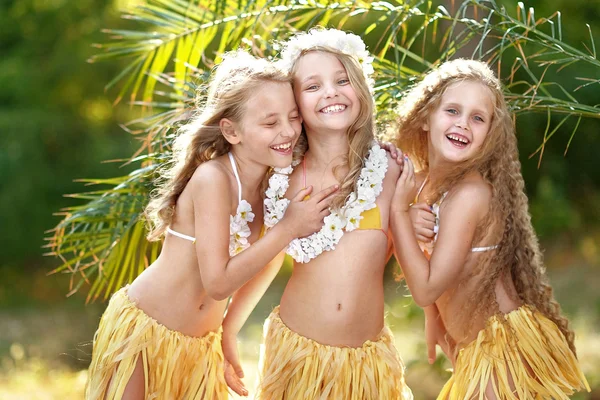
left=455, top=116, right=470, bottom=131
left=324, top=83, right=338, bottom=98
left=281, top=120, right=297, bottom=138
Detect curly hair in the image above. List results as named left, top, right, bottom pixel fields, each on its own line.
left=395, top=59, right=576, bottom=354
left=280, top=29, right=376, bottom=209
left=144, top=50, right=290, bottom=241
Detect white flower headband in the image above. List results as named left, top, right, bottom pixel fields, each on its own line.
left=278, top=28, right=375, bottom=92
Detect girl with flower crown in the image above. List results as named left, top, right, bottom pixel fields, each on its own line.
left=84, top=50, right=339, bottom=400
left=392, top=59, right=589, bottom=399
left=221, top=28, right=413, bottom=400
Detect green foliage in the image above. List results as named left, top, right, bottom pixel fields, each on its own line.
left=45, top=0, right=600, bottom=301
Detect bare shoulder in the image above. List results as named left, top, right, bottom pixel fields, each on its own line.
left=188, top=158, right=232, bottom=198
left=445, top=178, right=492, bottom=217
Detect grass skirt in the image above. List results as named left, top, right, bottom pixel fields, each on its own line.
left=85, top=287, right=228, bottom=400
left=437, top=305, right=590, bottom=400
left=257, top=306, right=413, bottom=400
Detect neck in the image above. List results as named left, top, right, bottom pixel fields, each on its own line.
left=228, top=152, right=267, bottom=197
left=304, top=128, right=349, bottom=171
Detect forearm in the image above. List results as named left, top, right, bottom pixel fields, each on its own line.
left=209, top=223, right=292, bottom=300
left=222, top=252, right=285, bottom=334
left=391, top=209, right=438, bottom=306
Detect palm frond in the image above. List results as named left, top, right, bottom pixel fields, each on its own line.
left=50, top=0, right=600, bottom=300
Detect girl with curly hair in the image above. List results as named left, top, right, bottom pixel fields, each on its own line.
left=391, top=59, right=589, bottom=399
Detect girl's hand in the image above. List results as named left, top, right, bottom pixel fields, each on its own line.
left=378, top=141, right=404, bottom=167
left=425, top=310, right=456, bottom=365
left=222, top=332, right=247, bottom=396
left=393, top=156, right=417, bottom=212
left=410, top=203, right=436, bottom=242
left=281, top=184, right=339, bottom=239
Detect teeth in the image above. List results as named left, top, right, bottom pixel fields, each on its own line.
left=447, top=134, right=469, bottom=144
left=321, top=104, right=346, bottom=113
left=272, top=142, right=292, bottom=150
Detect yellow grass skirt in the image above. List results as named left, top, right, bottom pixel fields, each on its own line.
left=85, top=287, right=228, bottom=400
left=437, top=305, right=590, bottom=400
left=257, top=306, right=413, bottom=400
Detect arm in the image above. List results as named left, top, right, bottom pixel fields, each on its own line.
left=221, top=251, right=286, bottom=396
left=390, top=157, right=491, bottom=307
left=192, top=164, right=337, bottom=300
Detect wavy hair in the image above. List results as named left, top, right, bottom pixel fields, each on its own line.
left=395, top=59, right=576, bottom=354
left=280, top=29, right=376, bottom=209
left=145, top=51, right=290, bottom=241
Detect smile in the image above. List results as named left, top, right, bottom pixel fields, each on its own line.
left=446, top=133, right=470, bottom=147
left=270, top=141, right=293, bottom=152
left=320, top=104, right=347, bottom=114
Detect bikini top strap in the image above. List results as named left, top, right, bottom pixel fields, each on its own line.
left=415, top=175, right=428, bottom=202
left=228, top=152, right=242, bottom=204
left=302, top=158, right=307, bottom=188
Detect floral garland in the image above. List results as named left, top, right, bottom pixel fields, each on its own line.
left=264, top=142, right=388, bottom=263
left=278, top=27, right=375, bottom=93
left=229, top=200, right=255, bottom=256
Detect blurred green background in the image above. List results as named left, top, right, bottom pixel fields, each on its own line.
left=1, top=0, right=599, bottom=398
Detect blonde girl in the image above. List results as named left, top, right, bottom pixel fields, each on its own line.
left=85, top=50, right=338, bottom=400
left=222, top=28, right=413, bottom=400
left=392, top=59, right=589, bottom=399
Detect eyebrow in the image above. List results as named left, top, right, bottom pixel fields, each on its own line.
left=300, top=70, right=347, bottom=83
left=443, top=102, right=491, bottom=117
left=261, top=112, right=278, bottom=119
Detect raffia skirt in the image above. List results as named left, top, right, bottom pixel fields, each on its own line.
left=85, top=287, right=228, bottom=400
left=438, top=305, right=590, bottom=400
left=256, top=306, right=413, bottom=400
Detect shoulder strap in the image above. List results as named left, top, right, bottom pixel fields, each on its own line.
left=228, top=152, right=243, bottom=204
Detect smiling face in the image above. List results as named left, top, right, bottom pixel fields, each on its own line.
left=424, top=80, right=495, bottom=165
left=292, top=51, right=361, bottom=136
left=234, top=81, right=302, bottom=168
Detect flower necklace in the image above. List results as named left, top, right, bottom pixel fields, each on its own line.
left=227, top=152, right=255, bottom=256
left=264, top=141, right=388, bottom=263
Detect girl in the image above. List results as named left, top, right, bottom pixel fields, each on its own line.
left=222, top=28, right=413, bottom=400
left=392, top=59, right=590, bottom=399
left=85, top=50, right=339, bottom=400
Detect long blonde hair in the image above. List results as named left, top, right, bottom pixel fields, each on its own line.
left=145, top=51, right=290, bottom=241
left=396, top=59, right=576, bottom=353
left=284, top=42, right=376, bottom=209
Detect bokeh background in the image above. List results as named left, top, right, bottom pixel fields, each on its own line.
left=1, top=0, right=599, bottom=398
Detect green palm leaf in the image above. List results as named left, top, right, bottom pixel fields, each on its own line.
left=49, top=0, right=600, bottom=300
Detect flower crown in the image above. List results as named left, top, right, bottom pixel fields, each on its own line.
left=278, top=27, right=375, bottom=91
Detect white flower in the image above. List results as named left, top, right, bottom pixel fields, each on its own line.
left=263, top=141, right=388, bottom=263
left=279, top=28, right=375, bottom=93
left=237, top=200, right=255, bottom=222
left=344, top=207, right=364, bottom=231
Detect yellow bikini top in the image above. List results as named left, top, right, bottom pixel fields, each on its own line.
left=301, top=158, right=383, bottom=231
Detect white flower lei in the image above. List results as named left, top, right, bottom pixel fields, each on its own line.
left=229, top=200, right=255, bottom=256
left=264, top=142, right=388, bottom=263
left=278, top=28, right=375, bottom=93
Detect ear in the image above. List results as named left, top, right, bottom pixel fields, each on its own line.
left=422, top=120, right=429, bottom=132
left=220, top=118, right=241, bottom=145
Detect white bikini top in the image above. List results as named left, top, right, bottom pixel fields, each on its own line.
left=166, top=152, right=255, bottom=256
left=415, top=176, right=499, bottom=253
